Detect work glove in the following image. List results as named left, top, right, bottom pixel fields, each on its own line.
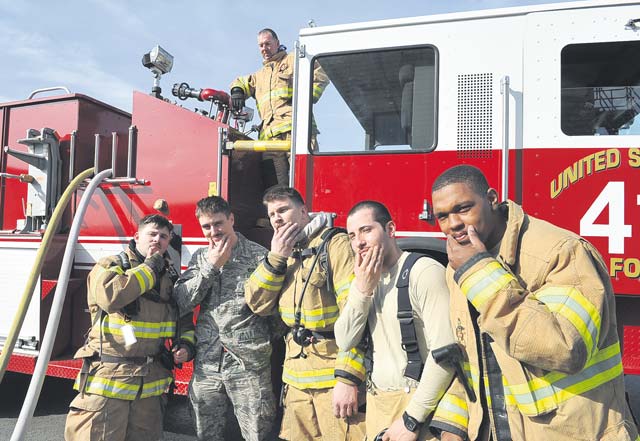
left=230, top=87, right=245, bottom=111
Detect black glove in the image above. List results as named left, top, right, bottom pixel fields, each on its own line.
left=230, top=87, right=245, bottom=111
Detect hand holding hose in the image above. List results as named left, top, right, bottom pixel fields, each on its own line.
left=230, top=87, right=245, bottom=111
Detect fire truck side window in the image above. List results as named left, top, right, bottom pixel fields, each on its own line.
left=561, top=41, right=640, bottom=136
left=311, top=46, right=437, bottom=153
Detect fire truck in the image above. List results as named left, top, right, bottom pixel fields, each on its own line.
left=1, top=0, right=640, bottom=424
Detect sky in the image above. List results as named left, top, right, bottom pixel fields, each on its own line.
left=0, top=0, right=586, bottom=113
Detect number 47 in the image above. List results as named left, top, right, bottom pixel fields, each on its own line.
left=580, top=181, right=633, bottom=254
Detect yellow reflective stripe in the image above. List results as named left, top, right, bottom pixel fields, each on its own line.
left=128, top=265, right=154, bottom=293
left=181, top=330, right=195, bottom=344
left=434, top=393, right=469, bottom=428
left=258, top=87, right=293, bottom=109
left=75, top=375, right=139, bottom=399
left=107, top=266, right=125, bottom=275
left=283, top=367, right=336, bottom=389
left=534, top=286, right=601, bottom=357
left=259, top=121, right=292, bottom=140
left=74, top=374, right=172, bottom=400
left=335, top=274, right=355, bottom=297
left=102, top=316, right=176, bottom=339
left=231, top=76, right=251, bottom=96
left=461, top=261, right=515, bottom=309
left=279, top=305, right=339, bottom=328
left=336, top=349, right=365, bottom=375
left=504, top=343, right=622, bottom=416
left=463, top=361, right=480, bottom=390
left=249, top=266, right=284, bottom=292
left=336, top=274, right=355, bottom=305
left=139, top=377, right=173, bottom=399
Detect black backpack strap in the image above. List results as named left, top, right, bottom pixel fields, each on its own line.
left=116, top=251, right=131, bottom=271
left=293, top=227, right=346, bottom=326
left=397, top=252, right=424, bottom=381
left=318, top=227, right=346, bottom=295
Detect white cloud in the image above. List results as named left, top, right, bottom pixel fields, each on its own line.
left=0, top=24, right=137, bottom=111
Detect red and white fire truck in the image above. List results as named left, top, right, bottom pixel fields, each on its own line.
left=2, top=0, right=640, bottom=401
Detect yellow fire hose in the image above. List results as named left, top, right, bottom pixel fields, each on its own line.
left=0, top=167, right=94, bottom=384
left=230, top=140, right=291, bottom=152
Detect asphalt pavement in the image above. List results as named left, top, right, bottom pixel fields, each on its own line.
left=1, top=371, right=639, bottom=440
left=0, top=372, right=195, bottom=440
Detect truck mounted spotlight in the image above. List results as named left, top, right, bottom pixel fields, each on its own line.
left=141, top=45, right=173, bottom=99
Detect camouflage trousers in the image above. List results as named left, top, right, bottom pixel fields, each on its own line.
left=189, top=352, right=276, bottom=441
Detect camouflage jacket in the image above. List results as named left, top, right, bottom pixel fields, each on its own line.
left=174, top=233, right=274, bottom=372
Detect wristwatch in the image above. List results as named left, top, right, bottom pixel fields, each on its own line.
left=402, top=411, right=422, bottom=432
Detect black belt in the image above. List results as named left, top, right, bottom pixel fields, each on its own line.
left=89, top=353, right=156, bottom=365
left=310, top=330, right=335, bottom=340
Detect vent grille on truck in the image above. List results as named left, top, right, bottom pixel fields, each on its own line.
left=457, top=73, right=493, bottom=158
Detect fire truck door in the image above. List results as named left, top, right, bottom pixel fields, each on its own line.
left=522, top=4, right=640, bottom=298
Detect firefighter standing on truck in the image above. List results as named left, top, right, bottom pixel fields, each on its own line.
left=65, top=214, right=195, bottom=441
left=429, top=165, right=639, bottom=441
left=245, top=186, right=366, bottom=441
left=230, top=28, right=328, bottom=188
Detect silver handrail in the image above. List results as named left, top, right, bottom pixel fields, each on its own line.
left=289, top=41, right=301, bottom=188
left=27, top=87, right=71, bottom=99
left=500, top=76, right=510, bottom=202
left=217, top=127, right=225, bottom=196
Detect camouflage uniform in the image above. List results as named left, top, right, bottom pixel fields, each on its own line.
left=174, top=233, right=276, bottom=441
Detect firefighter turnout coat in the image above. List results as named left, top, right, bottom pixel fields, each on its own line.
left=430, top=200, right=639, bottom=441
left=245, top=226, right=366, bottom=390
left=230, top=50, right=328, bottom=141
left=72, top=246, right=195, bottom=400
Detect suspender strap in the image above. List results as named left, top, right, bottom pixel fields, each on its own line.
left=396, top=252, right=424, bottom=381
left=293, top=228, right=347, bottom=326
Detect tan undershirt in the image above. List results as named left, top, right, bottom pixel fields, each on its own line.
left=335, top=251, right=455, bottom=422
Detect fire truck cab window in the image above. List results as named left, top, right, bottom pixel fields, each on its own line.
left=561, top=41, right=640, bottom=136
left=311, top=47, right=437, bottom=153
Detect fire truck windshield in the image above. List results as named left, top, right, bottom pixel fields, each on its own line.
left=311, top=46, right=437, bottom=153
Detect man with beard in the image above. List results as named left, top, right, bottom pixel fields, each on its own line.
left=335, top=200, right=455, bottom=441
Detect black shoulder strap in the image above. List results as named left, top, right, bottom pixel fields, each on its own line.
left=321, top=226, right=347, bottom=241
left=396, top=252, right=424, bottom=381
left=116, top=251, right=131, bottom=271
left=294, top=227, right=346, bottom=326
left=319, top=227, right=346, bottom=295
